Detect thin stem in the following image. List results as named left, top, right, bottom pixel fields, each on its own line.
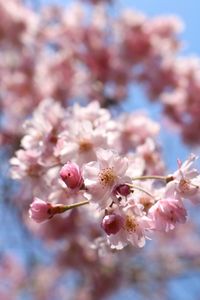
left=61, top=200, right=90, bottom=212
left=132, top=175, right=174, bottom=183
left=127, top=184, right=155, bottom=199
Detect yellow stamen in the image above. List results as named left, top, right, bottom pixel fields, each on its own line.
left=124, top=215, right=138, bottom=233
left=79, top=139, right=93, bottom=152
left=99, top=168, right=116, bottom=187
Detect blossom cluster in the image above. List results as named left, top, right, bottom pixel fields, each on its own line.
left=10, top=99, right=200, bottom=250
left=1, top=1, right=200, bottom=298
left=1, top=0, right=200, bottom=146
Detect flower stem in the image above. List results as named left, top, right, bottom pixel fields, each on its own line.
left=132, top=175, right=174, bottom=183
left=59, top=200, right=90, bottom=213
left=127, top=184, right=155, bottom=199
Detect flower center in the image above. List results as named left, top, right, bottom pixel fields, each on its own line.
left=178, top=178, right=199, bottom=196
left=124, top=215, right=138, bottom=233
left=140, top=196, right=153, bottom=212
left=27, top=165, right=42, bottom=177
left=99, top=168, right=117, bottom=187
left=179, top=178, right=191, bottom=192
left=79, top=139, right=93, bottom=152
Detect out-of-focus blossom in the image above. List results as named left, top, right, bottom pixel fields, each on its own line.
left=166, top=154, right=200, bottom=203
left=148, top=198, right=187, bottom=232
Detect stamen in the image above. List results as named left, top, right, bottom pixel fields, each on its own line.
left=179, top=178, right=198, bottom=192
left=99, top=168, right=117, bottom=187
left=124, top=215, right=138, bottom=233
left=79, top=139, right=93, bottom=152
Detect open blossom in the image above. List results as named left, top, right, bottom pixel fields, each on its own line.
left=21, top=99, right=65, bottom=151
left=188, top=176, right=200, bottom=204
left=60, top=161, right=83, bottom=189
left=119, top=113, right=160, bottom=152
left=10, top=149, right=42, bottom=179
left=106, top=201, right=151, bottom=250
left=55, top=120, right=108, bottom=165
left=82, top=149, right=131, bottom=209
left=29, top=198, right=54, bottom=223
left=70, top=101, right=111, bottom=127
left=166, top=154, right=200, bottom=203
left=148, top=198, right=187, bottom=232
left=136, top=138, right=165, bottom=175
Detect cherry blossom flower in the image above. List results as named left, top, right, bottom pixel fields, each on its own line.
left=148, top=198, right=187, bottom=232
left=55, top=120, right=108, bottom=165
left=70, top=101, right=110, bottom=127
left=21, top=99, right=65, bottom=151
left=10, top=149, right=42, bottom=179
left=106, top=200, right=151, bottom=249
left=166, top=154, right=200, bottom=202
left=29, top=198, right=54, bottom=223
left=119, top=113, right=160, bottom=152
left=82, top=149, right=131, bottom=209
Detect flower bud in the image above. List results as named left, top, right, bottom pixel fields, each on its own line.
left=60, top=162, right=83, bottom=189
left=101, top=214, right=124, bottom=235
left=114, top=184, right=131, bottom=197
left=29, top=198, right=53, bottom=223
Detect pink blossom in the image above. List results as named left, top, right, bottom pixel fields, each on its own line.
left=166, top=154, right=200, bottom=202
left=82, top=149, right=130, bottom=209
left=21, top=99, right=65, bottom=151
left=148, top=198, right=187, bottom=232
left=55, top=120, right=108, bottom=165
left=29, top=198, right=53, bottom=223
left=60, top=162, right=83, bottom=189
left=71, top=101, right=110, bottom=126
left=136, top=138, right=165, bottom=175
left=119, top=113, right=160, bottom=152
left=10, top=149, right=42, bottom=179
left=107, top=201, right=151, bottom=249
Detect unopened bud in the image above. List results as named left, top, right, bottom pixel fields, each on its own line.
left=114, top=184, right=131, bottom=197
left=60, top=162, right=83, bottom=189
left=101, top=214, right=124, bottom=235
left=29, top=198, right=54, bottom=223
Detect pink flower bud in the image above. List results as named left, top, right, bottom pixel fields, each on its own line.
left=29, top=198, right=53, bottom=223
left=60, top=162, right=83, bottom=189
left=114, top=184, right=131, bottom=197
left=101, top=214, right=124, bottom=235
